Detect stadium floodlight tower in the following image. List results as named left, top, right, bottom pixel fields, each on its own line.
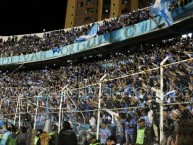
left=151, top=56, right=169, bottom=143
left=96, top=74, right=107, bottom=140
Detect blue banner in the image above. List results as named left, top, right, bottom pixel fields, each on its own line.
left=110, top=16, right=163, bottom=42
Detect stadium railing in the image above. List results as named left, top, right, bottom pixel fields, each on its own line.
left=0, top=57, right=192, bottom=145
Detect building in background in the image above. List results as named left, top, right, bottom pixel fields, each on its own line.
left=64, top=0, right=154, bottom=28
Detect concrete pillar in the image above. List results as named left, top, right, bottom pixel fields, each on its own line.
left=65, top=0, right=77, bottom=28
left=110, top=0, right=121, bottom=18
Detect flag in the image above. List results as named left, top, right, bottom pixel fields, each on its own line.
left=153, top=0, right=161, bottom=8
left=159, top=9, right=173, bottom=26
left=75, top=22, right=98, bottom=42
left=87, top=22, right=98, bottom=36
left=52, top=47, right=61, bottom=54
left=151, top=0, right=176, bottom=26
left=164, top=90, right=176, bottom=103
left=164, top=90, right=176, bottom=97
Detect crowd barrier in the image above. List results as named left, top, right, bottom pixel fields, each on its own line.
left=1, top=57, right=192, bottom=144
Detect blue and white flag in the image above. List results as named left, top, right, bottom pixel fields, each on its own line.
left=75, top=23, right=98, bottom=42
left=164, top=90, right=176, bottom=98
left=164, top=90, right=176, bottom=103
left=151, top=0, right=176, bottom=26
left=153, top=0, right=162, bottom=8
left=159, top=9, right=173, bottom=26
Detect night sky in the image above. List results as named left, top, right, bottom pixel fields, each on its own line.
left=0, top=1, right=67, bottom=36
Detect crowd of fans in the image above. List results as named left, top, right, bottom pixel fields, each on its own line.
left=0, top=0, right=189, bottom=57
left=0, top=6, right=153, bottom=57
left=0, top=1, right=192, bottom=144
left=0, top=33, right=192, bottom=144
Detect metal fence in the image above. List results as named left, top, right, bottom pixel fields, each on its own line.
left=0, top=57, right=192, bottom=145
left=159, top=57, right=193, bottom=145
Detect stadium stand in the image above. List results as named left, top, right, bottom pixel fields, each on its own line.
left=0, top=5, right=158, bottom=57
left=0, top=33, right=192, bottom=144
left=0, top=0, right=192, bottom=145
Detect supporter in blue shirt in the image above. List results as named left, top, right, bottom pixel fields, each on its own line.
left=100, top=122, right=111, bottom=145
left=0, top=121, right=11, bottom=145
left=125, top=113, right=137, bottom=145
